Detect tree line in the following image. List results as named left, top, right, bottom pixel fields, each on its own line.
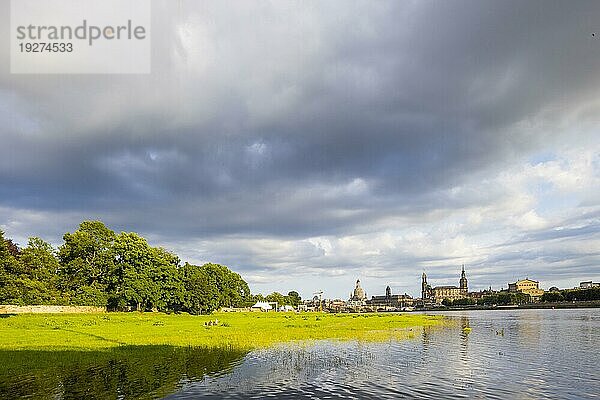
left=541, top=287, right=600, bottom=302
left=0, top=221, right=300, bottom=314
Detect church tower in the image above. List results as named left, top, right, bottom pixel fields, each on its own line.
left=459, top=264, right=468, bottom=294
left=421, top=272, right=430, bottom=300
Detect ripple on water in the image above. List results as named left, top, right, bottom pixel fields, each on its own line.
left=168, top=309, right=600, bottom=400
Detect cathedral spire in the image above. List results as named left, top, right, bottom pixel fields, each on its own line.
left=459, top=265, right=468, bottom=291
left=421, top=271, right=430, bottom=300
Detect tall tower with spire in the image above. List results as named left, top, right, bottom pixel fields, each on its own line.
left=421, top=272, right=431, bottom=300
left=459, top=264, right=468, bottom=294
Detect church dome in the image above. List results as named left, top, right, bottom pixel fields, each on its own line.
left=353, top=279, right=366, bottom=300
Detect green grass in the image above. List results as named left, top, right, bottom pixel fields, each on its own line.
left=0, top=312, right=443, bottom=351
left=0, top=313, right=445, bottom=399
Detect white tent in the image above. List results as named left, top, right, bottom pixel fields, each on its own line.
left=251, top=301, right=272, bottom=311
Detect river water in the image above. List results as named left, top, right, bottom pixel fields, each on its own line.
left=1, top=309, right=598, bottom=399
left=170, top=309, right=600, bottom=399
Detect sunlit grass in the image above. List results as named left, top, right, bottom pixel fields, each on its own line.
left=0, top=312, right=443, bottom=351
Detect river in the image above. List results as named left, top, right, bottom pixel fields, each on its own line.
left=1, top=309, right=598, bottom=399
left=170, top=309, right=599, bottom=399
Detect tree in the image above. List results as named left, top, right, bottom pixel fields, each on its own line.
left=58, top=221, right=116, bottom=305
left=1, top=221, right=253, bottom=313
left=541, top=292, right=564, bottom=302
left=512, top=292, right=531, bottom=304
left=16, top=237, right=63, bottom=305
left=562, top=288, right=600, bottom=301
left=452, top=297, right=475, bottom=306
left=266, top=292, right=286, bottom=307
left=110, top=232, right=183, bottom=312
left=0, top=230, right=24, bottom=303
left=252, top=293, right=266, bottom=303
left=286, top=291, right=301, bottom=307
left=181, top=263, right=220, bottom=314
left=150, top=247, right=184, bottom=311
left=4, top=238, right=20, bottom=258
left=0, top=230, right=22, bottom=274
left=181, top=263, right=251, bottom=314
left=20, top=237, right=60, bottom=282
left=496, top=292, right=512, bottom=305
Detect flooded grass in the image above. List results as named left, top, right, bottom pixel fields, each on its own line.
left=0, top=312, right=443, bottom=351
left=0, top=312, right=443, bottom=398
left=0, top=345, right=247, bottom=399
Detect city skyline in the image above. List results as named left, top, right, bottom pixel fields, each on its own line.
left=1, top=0, right=599, bottom=299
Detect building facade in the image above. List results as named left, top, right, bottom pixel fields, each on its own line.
left=508, top=278, right=544, bottom=301
left=580, top=281, right=600, bottom=289
left=368, top=285, right=414, bottom=309
left=422, top=266, right=469, bottom=304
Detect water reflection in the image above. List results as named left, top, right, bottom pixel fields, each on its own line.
left=0, top=346, right=247, bottom=399
left=172, top=309, right=600, bottom=399
left=2, top=310, right=598, bottom=399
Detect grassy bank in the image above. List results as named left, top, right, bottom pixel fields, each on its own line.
left=0, top=312, right=442, bottom=351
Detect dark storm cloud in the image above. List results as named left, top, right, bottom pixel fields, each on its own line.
left=1, top=0, right=599, bottom=295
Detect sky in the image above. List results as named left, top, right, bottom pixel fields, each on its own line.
left=1, top=0, right=599, bottom=300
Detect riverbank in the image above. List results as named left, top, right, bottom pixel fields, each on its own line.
left=0, top=312, right=443, bottom=351
left=417, top=300, right=600, bottom=312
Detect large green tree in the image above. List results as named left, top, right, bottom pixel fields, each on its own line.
left=182, top=263, right=250, bottom=314
left=181, top=263, right=220, bottom=315
left=0, top=234, right=65, bottom=305
left=21, top=237, right=60, bottom=282
left=58, top=221, right=116, bottom=305
left=285, top=291, right=301, bottom=306
left=0, top=230, right=23, bottom=303
left=150, top=247, right=184, bottom=311
left=265, top=292, right=286, bottom=307
left=111, top=232, right=183, bottom=311
left=15, top=237, right=63, bottom=305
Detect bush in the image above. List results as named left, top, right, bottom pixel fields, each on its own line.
left=452, top=298, right=475, bottom=306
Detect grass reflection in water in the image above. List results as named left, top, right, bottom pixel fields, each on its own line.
left=0, top=345, right=247, bottom=399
